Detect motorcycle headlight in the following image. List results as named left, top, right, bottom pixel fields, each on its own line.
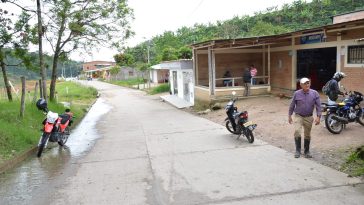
left=46, top=111, right=58, bottom=123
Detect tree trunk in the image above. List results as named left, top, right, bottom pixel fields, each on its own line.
left=20, top=77, right=26, bottom=118
left=39, top=79, right=43, bottom=99
left=0, top=60, right=12, bottom=101
left=33, top=81, right=38, bottom=103
left=37, top=0, right=47, bottom=101
left=49, top=54, right=59, bottom=101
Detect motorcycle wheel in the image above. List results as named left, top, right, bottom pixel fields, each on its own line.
left=245, top=129, right=254, bottom=143
left=225, top=120, right=237, bottom=134
left=58, top=127, right=70, bottom=146
left=37, top=133, right=50, bottom=157
left=325, top=113, right=344, bottom=134
left=357, top=110, right=364, bottom=126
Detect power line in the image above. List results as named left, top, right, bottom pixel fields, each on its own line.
left=189, top=0, right=205, bottom=16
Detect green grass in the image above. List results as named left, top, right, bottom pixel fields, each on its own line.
left=340, top=146, right=364, bottom=177
left=56, top=81, right=98, bottom=105
left=147, top=83, right=170, bottom=95
left=109, top=78, right=144, bottom=87
left=0, top=81, right=97, bottom=164
left=192, top=99, right=211, bottom=112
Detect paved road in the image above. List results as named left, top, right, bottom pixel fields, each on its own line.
left=53, top=81, right=364, bottom=204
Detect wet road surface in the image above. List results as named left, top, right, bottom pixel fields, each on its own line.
left=1, top=80, right=363, bottom=205
left=0, top=98, right=111, bottom=205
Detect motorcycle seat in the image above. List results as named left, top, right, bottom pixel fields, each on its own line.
left=59, top=114, right=71, bottom=124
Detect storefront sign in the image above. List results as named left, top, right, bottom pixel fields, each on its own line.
left=300, top=34, right=324, bottom=44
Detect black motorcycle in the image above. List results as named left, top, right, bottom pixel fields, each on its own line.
left=224, top=91, right=257, bottom=143
left=321, top=90, right=364, bottom=134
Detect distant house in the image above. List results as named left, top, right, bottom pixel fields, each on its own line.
left=82, top=61, right=116, bottom=79
left=111, top=66, right=143, bottom=81
left=150, top=64, right=169, bottom=84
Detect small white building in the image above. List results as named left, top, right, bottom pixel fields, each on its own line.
left=150, top=64, right=169, bottom=84
left=160, top=59, right=194, bottom=106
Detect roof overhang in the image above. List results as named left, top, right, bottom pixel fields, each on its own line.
left=190, top=18, right=364, bottom=50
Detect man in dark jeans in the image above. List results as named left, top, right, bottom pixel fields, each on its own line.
left=288, top=77, right=321, bottom=158
left=243, top=68, right=251, bottom=96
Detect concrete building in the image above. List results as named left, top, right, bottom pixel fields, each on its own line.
left=164, top=60, right=194, bottom=105
left=150, top=64, right=169, bottom=84
left=191, top=10, right=364, bottom=102
left=110, top=66, right=143, bottom=81
left=82, top=61, right=116, bottom=79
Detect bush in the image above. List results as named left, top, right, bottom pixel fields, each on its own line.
left=148, top=83, right=170, bottom=95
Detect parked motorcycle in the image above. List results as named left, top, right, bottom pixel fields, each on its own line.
left=36, top=99, right=74, bottom=157
left=321, top=90, right=364, bottom=134
left=225, top=91, right=257, bottom=143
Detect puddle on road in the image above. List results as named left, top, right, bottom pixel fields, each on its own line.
left=0, top=98, right=112, bottom=204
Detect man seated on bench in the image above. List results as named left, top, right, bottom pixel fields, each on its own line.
left=223, top=71, right=233, bottom=86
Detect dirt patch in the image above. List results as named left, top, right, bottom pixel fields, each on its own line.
left=183, top=95, right=364, bottom=176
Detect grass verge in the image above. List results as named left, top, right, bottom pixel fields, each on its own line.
left=340, top=146, right=364, bottom=177
left=147, top=83, right=170, bottom=95
left=108, top=78, right=145, bottom=88
left=0, top=81, right=98, bottom=164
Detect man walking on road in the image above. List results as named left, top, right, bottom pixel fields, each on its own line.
left=288, top=77, right=321, bottom=158
left=243, top=67, right=252, bottom=96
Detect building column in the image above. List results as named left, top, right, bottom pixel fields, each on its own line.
left=208, top=47, right=216, bottom=96
left=336, top=35, right=342, bottom=72
left=267, top=45, right=271, bottom=87
left=192, top=48, right=198, bottom=86
left=263, top=45, right=266, bottom=79
left=291, top=37, right=297, bottom=90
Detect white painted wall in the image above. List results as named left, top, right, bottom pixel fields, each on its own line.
left=169, top=69, right=194, bottom=105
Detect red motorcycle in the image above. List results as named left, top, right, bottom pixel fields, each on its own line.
left=36, top=99, right=74, bottom=157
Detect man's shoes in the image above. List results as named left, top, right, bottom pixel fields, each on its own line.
left=304, top=152, right=312, bottom=158
left=294, top=150, right=301, bottom=158
left=294, top=137, right=301, bottom=158
left=304, top=139, right=312, bottom=158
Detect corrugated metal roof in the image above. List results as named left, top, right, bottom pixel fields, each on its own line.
left=190, top=18, right=364, bottom=49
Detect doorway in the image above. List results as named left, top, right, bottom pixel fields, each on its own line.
left=172, top=71, right=178, bottom=95
left=297, top=47, right=336, bottom=91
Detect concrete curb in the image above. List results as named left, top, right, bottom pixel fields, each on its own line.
left=0, top=97, right=99, bottom=174
left=0, top=146, right=37, bottom=174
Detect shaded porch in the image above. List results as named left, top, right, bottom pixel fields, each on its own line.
left=192, top=41, right=281, bottom=102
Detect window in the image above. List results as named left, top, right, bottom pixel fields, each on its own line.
left=348, top=45, right=364, bottom=64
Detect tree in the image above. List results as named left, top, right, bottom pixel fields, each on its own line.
left=248, top=21, right=291, bottom=37
left=178, top=46, right=192, bottom=59
left=42, top=0, right=134, bottom=101
left=37, top=0, right=47, bottom=100
left=109, top=65, right=120, bottom=76
left=114, top=53, right=134, bottom=66
left=160, top=47, right=178, bottom=61
left=0, top=7, right=32, bottom=101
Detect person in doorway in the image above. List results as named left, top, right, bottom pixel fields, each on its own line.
left=288, top=77, right=321, bottom=158
left=250, top=65, right=257, bottom=85
left=223, top=70, right=232, bottom=86
left=164, top=72, right=169, bottom=83
left=326, top=72, right=346, bottom=105
left=243, top=67, right=252, bottom=96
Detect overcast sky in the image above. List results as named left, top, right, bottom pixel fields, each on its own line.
left=84, top=0, right=300, bottom=62
left=1, top=0, right=302, bottom=62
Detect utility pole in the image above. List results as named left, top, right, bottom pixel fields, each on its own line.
left=147, top=39, right=151, bottom=89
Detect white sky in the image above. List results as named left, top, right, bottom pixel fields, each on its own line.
left=86, top=0, right=299, bottom=62
left=2, top=0, right=301, bottom=62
